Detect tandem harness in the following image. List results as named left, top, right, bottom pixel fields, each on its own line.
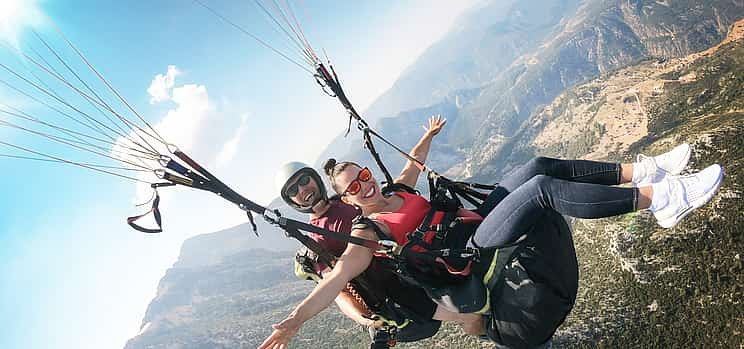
left=349, top=175, right=529, bottom=315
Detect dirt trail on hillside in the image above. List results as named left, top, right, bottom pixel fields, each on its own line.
left=534, top=19, right=744, bottom=160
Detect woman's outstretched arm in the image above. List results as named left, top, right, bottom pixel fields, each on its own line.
left=395, top=115, right=446, bottom=188
left=259, top=228, right=377, bottom=349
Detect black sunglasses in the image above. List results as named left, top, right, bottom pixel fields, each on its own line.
left=286, top=174, right=312, bottom=197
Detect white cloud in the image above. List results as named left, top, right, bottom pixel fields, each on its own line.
left=155, top=83, right=210, bottom=151
left=131, top=82, right=212, bottom=203
left=113, top=68, right=210, bottom=201
left=147, top=65, right=179, bottom=104
left=0, top=0, right=46, bottom=48
left=216, top=114, right=248, bottom=168
left=113, top=66, right=252, bottom=209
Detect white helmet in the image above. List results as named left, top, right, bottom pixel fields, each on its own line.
left=275, top=161, right=327, bottom=213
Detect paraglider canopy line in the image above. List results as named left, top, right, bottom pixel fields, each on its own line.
left=30, top=31, right=139, bottom=146
left=0, top=74, right=126, bottom=149
left=0, top=140, right=155, bottom=184
left=0, top=104, right=153, bottom=161
left=0, top=117, right=157, bottom=170
left=251, top=0, right=316, bottom=65
left=47, top=27, right=171, bottom=152
left=0, top=153, right=152, bottom=172
left=194, top=0, right=315, bottom=75
left=0, top=40, right=149, bottom=149
left=267, top=0, right=316, bottom=61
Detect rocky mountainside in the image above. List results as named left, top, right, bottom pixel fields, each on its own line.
left=464, top=0, right=744, bottom=181
left=320, top=0, right=744, bottom=185
left=363, top=0, right=578, bottom=122
left=123, top=248, right=355, bottom=349
left=317, top=0, right=582, bottom=169
left=506, top=18, right=744, bottom=348
left=172, top=197, right=306, bottom=270
left=127, top=3, right=744, bottom=348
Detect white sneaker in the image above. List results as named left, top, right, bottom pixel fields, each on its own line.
left=633, top=143, right=692, bottom=186
left=653, top=164, right=723, bottom=228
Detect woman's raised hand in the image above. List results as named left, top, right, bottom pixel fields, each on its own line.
left=258, top=316, right=302, bottom=349
left=423, top=114, right=447, bottom=136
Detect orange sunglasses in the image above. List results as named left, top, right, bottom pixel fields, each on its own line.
left=342, top=167, right=372, bottom=196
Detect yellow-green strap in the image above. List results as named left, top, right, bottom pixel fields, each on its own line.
left=370, top=314, right=411, bottom=329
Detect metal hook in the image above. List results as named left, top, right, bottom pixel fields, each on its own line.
left=158, top=155, right=171, bottom=168
left=165, top=143, right=179, bottom=154
left=154, top=169, right=166, bottom=179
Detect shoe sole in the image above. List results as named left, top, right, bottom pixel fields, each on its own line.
left=658, top=167, right=723, bottom=228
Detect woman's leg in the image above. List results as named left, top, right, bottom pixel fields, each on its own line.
left=499, top=157, right=623, bottom=192
left=476, top=144, right=692, bottom=218
left=500, top=143, right=692, bottom=191
left=477, top=157, right=623, bottom=217
left=471, top=175, right=642, bottom=248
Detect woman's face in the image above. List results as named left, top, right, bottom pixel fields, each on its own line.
left=335, top=165, right=382, bottom=206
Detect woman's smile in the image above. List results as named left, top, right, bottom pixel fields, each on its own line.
left=362, top=185, right=376, bottom=199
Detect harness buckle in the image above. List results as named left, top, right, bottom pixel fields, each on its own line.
left=377, top=240, right=402, bottom=256
left=410, top=228, right=427, bottom=241
left=462, top=248, right=481, bottom=262
left=433, top=225, right=447, bottom=242
left=262, top=209, right=281, bottom=225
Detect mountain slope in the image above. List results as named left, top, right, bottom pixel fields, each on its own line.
left=461, top=0, right=744, bottom=180
left=319, top=0, right=744, bottom=186
left=124, top=248, right=372, bottom=349
left=509, top=19, right=744, bottom=348
left=316, top=0, right=582, bottom=169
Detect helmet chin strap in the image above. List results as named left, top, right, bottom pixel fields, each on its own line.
left=290, top=190, right=329, bottom=214
left=310, top=197, right=331, bottom=216
left=293, top=189, right=328, bottom=214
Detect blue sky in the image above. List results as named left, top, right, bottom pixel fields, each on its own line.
left=0, top=1, right=476, bottom=348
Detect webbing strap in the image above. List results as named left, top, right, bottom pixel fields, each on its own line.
left=407, top=174, right=462, bottom=250
left=282, top=217, right=391, bottom=252
left=157, top=153, right=266, bottom=235
left=126, top=193, right=163, bottom=234
left=411, top=207, right=438, bottom=243
left=363, top=128, right=395, bottom=185
left=284, top=226, right=337, bottom=268
left=316, top=62, right=495, bottom=199
left=172, top=150, right=267, bottom=215
left=352, top=216, right=388, bottom=241
left=381, top=182, right=418, bottom=195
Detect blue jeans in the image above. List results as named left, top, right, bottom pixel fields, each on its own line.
left=470, top=157, right=638, bottom=248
